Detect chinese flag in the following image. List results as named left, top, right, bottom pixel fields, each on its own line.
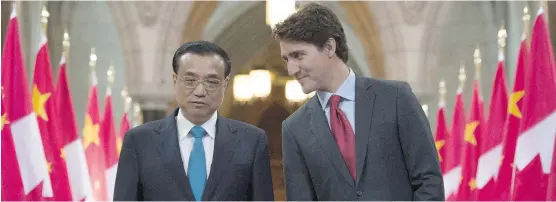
left=119, top=111, right=130, bottom=154
left=456, top=80, right=484, bottom=200
left=476, top=52, right=508, bottom=200
left=444, top=91, right=466, bottom=200
left=32, top=31, right=73, bottom=201
left=83, top=76, right=107, bottom=201
left=1, top=6, right=52, bottom=200
left=100, top=93, right=118, bottom=201
left=54, top=58, right=94, bottom=201
left=512, top=8, right=556, bottom=200
left=495, top=38, right=528, bottom=200
left=435, top=104, right=449, bottom=173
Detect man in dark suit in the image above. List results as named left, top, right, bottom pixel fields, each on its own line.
left=272, top=3, right=445, bottom=201
left=113, top=41, right=274, bottom=201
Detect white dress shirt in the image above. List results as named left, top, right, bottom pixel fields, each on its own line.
left=316, top=68, right=356, bottom=132
left=175, top=109, right=217, bottom=178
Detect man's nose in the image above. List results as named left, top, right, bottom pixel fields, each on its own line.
left=192, top=83, right=207, bottom=96
left=287, top=64, right=300, bottom=76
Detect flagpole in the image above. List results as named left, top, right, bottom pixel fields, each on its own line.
left=106, top=62, right=115, bottom=96
left=523, top=5, right=531, bottom=46
left=89, top=48, right=97, bottom=87
left=439, top=80, right=446, bottom=108
left=473, top=45, right=482, bottom=82
left=40, top=3, right=49, bottom=36
left=498, top=23, right=507, bottom=60
left=458, top=61, right=467, bottom=94
left=133, top=102, right=143, bottom=127
left=121, top=86, right=132, bottom=115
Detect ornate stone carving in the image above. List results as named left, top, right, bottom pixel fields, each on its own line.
left=399, top=1, right=427, bottom=25
left=134, top=2, right=160, bottom=27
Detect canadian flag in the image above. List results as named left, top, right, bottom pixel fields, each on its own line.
left=55, top=56, right=94, bottom=201
left=443, top=90, right=466, bottom=199
left=495, top=37, right=528, bottom=200
left=476, top=49, right=508, bottom=200
left=512, top=8, right=556, bottom=200
left=1, top=6, right=53, bottom=199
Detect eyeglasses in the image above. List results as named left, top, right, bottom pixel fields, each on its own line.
left=175, top=74, right=224, bottom=92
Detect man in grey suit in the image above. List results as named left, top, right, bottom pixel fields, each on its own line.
left=114, top=41, right=274, bottom=201
left=272, top=3, right=445, bottom=201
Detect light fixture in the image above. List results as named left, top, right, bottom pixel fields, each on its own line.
left=285, top=80, right=311, bottom=103
left=233, top=74, right=253, bottom=102
left=249, top=69, right=272, bottom=98
left=266, top=0, right=296, bottom=29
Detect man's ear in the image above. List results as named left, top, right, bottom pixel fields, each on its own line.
left=223, top=75, right=230, bottom=89
left=172, top=73, right=178, bottom=85
left=325, top=38, right=337, bottom=58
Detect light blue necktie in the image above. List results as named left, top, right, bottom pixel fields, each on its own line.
left=188, top=126, right=207, bottom=201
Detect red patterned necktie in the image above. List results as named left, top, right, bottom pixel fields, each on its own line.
left=329, top=95, right=356, bottom=180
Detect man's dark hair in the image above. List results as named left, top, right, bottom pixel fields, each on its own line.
left=272, top=3, right=349, bottom=63
left=172, top=40, right=232, bottom=77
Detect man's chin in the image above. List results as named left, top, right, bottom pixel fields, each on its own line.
left=301, top=85, right=315, bottom=94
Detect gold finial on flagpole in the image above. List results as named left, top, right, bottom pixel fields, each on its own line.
left=89, top=48, right=98, bottom=86
left=133, top=103, right=143, bottom=127
left=121, top=86, right=132, bottom=114
left=473, top=44, right=482, bottom=81
left=457, top=61, right=467, bottom=93
left=439, top=80, right=447, bottom=108
left=498, top=23, right=507, bottom=62
left=62, top=29, right=70, bottom=58
left=522, top=5, right=531, bottom=42
left=40, top=3, right=49, bottom=35
left=107, top=62, right=115, bottom=95
left=498, top=23, right=507, bottom=52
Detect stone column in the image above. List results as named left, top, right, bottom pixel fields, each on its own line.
left=549, top=2, right=556, bottom=60
left=505, top=1, right=526, bottom=87
left=18, top=1, right=42, bottom=81
left=137, top=100, right=169, bottom=122
left=1, top=1, right=13, bottom=52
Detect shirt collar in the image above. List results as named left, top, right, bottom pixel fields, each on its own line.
left=317, top=68, right=356, bottom=110
left=176, top=108, right=217, bottom=140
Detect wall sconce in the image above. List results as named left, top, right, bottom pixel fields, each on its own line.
left=266, top=0, right=297, bottom=29
left=233, top=74, right=253, bottom=103
left=249, top=69, right=272, bottom=98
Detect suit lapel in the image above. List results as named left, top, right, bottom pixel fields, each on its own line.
left=308, top=97, right=355, bottom=187
left=202, top=116, right=239, bottom=201
left=156, top=110, right=195, bottom=201
left=354, top=77, right=376, bottom=186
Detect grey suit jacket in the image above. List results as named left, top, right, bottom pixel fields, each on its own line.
left=282, top=76, right=445, bottom=201
left=114, top=108, right=274, bottom=201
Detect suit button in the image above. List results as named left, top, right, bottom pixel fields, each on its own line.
left=356, top=191, right=363, bottom=196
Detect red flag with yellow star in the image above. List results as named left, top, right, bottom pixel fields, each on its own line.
left=456, top=80, right=484, bottom=200
left=495, top=38, right=528, bottom=200
left=83, top=74, right=107, bottom=201
left=444, top=90, right=466, bottom=200
left=32, top=30, right=73, bottom=201
left=476, top=51, right=509, bottom=200
left=100, top=93, right=118, bottom=201
left=54, top=57, right=93, bottom=200
left=512, top=8, right=556, bottom=200
left=119, top=111, right=130, bottom=153
left=435, top=105, right=448, bottom=173
left=1, top=6, right=52, bottom=200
